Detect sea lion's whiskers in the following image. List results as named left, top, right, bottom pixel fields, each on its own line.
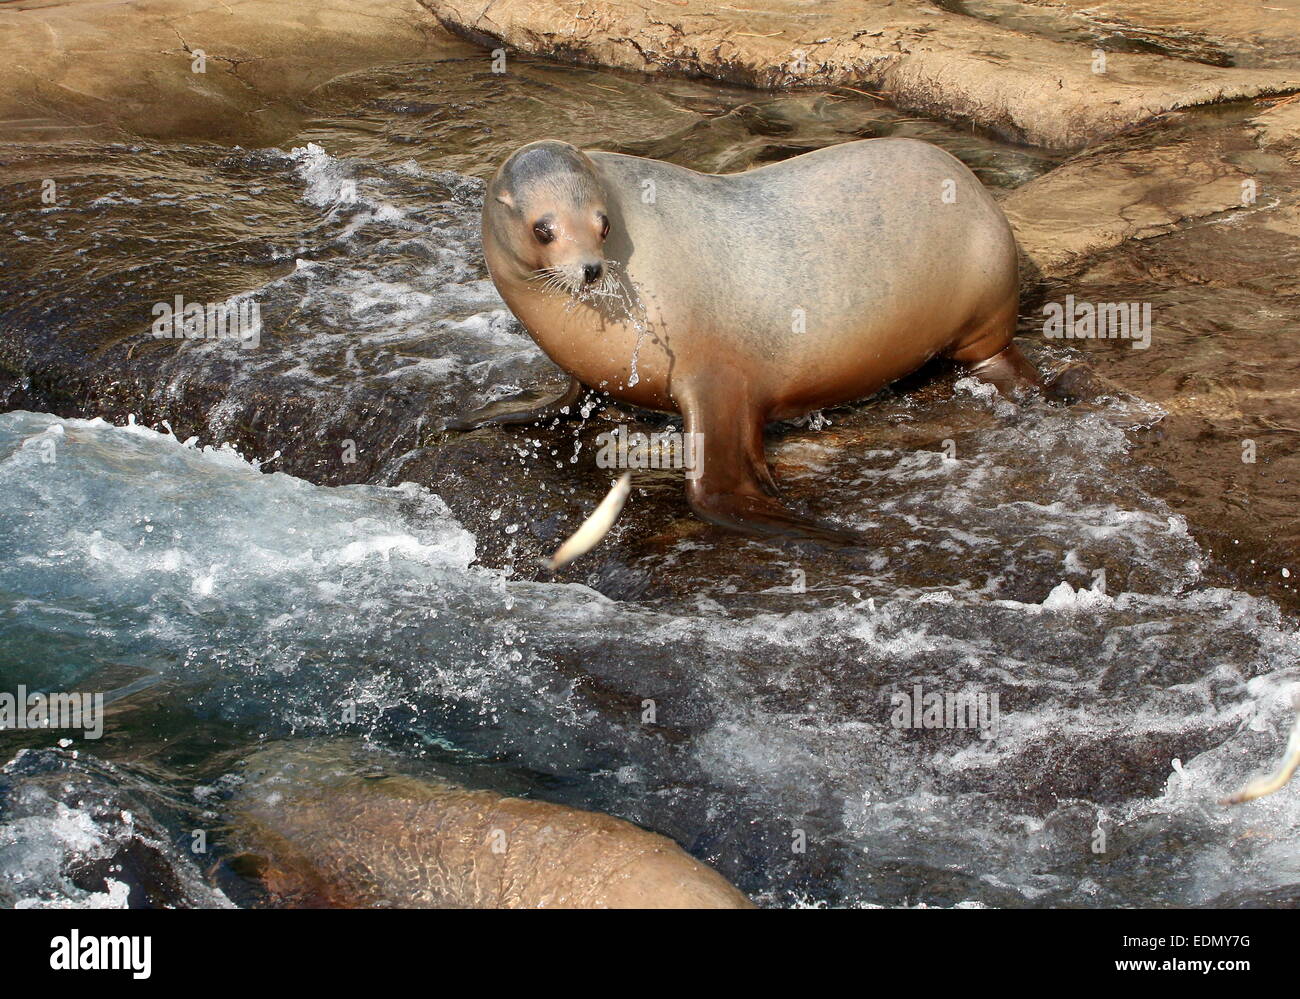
left=532, top=268, right=578, bottom=296
left=531, top=266, right=581, bottom=296
left=594, top=262, right=621, bottom=299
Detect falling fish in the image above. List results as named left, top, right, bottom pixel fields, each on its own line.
left=1222, top=699, right=1300, bottom=805
left=543, top=472, right=632, bottom=571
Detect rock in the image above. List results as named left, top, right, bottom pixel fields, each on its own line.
left=226, top=739, right=755, bottom=908
left=957, top=0, right=1300, bottom=69
left=0, top=748, right=234, bottom=909
left=417, top=0, right=1300, bottom=149
left=0, top=0, right=470, bottom=144
left=1022, top=107, right=1300, bottom=611
left=1005, top=113, right=1261, bottom=278
left=1250, top=96, right=1300, bottom=159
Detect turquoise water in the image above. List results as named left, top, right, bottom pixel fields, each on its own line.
left=3, top=403, right=1299, bottom=908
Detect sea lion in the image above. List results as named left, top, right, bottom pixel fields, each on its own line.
left=453, top=138, right=1045, bottom=543
left=225, top=740, right=754, bottom=909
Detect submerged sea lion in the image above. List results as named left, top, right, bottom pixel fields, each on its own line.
left=226, top=741, right=753, bottom=909
left=454, top=137, right=1045, bottom=543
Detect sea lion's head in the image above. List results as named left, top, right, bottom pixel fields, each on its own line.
left=485, top=140, right=612, bottom=297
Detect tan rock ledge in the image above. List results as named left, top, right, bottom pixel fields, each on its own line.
left=1005, top=95, right=1300, bottom=278
left=417, top=0, right=1300, bottom=149
left=0, top=0, right=471, bottom=144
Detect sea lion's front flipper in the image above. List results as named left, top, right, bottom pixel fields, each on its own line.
left=678, top=379, right=865, bottom=547
left=442, top=377, right=584, bottom=431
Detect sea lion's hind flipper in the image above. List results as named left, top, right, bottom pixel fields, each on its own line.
left=962, top=342, right=1111, bottom=406
left=963, top=342, right=1044, bottom=397
left=442, top=377, right=584, bottom=431
left=679, top=381, right=866, bottom=547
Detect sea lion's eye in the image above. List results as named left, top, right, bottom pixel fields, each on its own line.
left=598, top=214, right=610, bottom=240
left=533, top=222, right=555, bottom=245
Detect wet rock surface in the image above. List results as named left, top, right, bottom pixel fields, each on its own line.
left=1003, top=106, right=1266, bottom=279
left=0, top=748, right=232, bottom=908
left=939, top=0, right=1300, bottom=70
left=1023, top=98, right=1300, bottom=613
left=224, top=739, right=754, bottom=908
left=419, top=0, right=1300, bottom=149
left=0, top=0, right=467, bottom=145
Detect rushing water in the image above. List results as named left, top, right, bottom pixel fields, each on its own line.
left=0, top=57, right=1297, bottom=909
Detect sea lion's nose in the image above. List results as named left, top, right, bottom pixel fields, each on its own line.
left=583, top=262, right=603, bottom=285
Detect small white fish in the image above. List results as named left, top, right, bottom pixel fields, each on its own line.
left=543, top=472, right=632, bottom=571
left=1223, top=699, right=1300, bottom=805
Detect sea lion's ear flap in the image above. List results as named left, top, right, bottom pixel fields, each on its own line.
left=494, top=189, right=515, bottom=210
